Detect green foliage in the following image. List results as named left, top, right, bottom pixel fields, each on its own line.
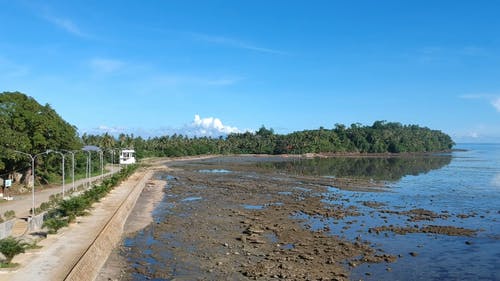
left=0, top=262, right=18, bottom=268
left=42, top=217, right=69, bottom=234
left=3, top=210, right=15, bottom=220
left=101, top=121, right=453, bottom=158
left=40, top=164, right=138, bottom=234
left=0, top=91, right=82, bottom=183
left=0, top=237, right=28, bottom=262
left=58, top=197, right=91, bottom=218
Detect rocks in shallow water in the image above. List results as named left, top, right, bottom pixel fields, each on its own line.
left=369, top=224, right=478, bottom=237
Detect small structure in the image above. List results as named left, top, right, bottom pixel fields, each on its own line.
left=119, top=149, right=136, bottom=165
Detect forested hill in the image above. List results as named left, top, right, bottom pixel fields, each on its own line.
left=226, top=122, right=454, bottom=155
left=85, top=122, right=454, bottom=158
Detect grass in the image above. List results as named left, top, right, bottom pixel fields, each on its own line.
left=0, top=262, right=19, bottom=268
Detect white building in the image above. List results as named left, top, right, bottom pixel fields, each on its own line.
left=119, top=149, right=136, bottom=164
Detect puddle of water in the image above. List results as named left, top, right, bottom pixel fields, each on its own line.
left=264, top=232, right=279, bottom=243
left=293, top=186, right=312, bottom=192
left=278, top=191, right=293, bottom=195
left=181, top=196, right=203, bottom=202
left=280, top=243, right=295, bottom=250
left=198, top=169, right=232, bottom=174
left=242, top=204, right=265, bottom=210
left=269, top=202, right=284, bottom=206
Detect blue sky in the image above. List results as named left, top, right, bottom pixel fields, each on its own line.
left=1, top=1, right=500, bottom=142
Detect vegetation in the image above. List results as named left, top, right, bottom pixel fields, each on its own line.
left=0, top=237, right=27, bottom=263
left=83, top=122, right=454, bottom=158
left=42, top=164, right=137, bottom=234
left=0, top=92, right=82, bottom=184
left=1, top=92, right=454, bottom=187
left=3, top=210, right=15, bottom=220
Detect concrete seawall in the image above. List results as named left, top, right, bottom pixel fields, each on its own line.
left=64, top=170, right=153, bottom=281
left=0, top=219, right=16, bottom=238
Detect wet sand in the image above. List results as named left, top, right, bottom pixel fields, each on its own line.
left=95, top=173, right=168, bottom=281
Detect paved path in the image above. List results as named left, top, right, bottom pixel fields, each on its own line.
left=0, top=166, right=121, bottom=219
left=0, top=168, right=154, bottom=281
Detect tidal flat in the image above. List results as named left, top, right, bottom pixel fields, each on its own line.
left=113, top=144, right=500, bottom=280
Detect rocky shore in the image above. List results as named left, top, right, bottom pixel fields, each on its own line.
left=98, top=156, right=482, bottom=280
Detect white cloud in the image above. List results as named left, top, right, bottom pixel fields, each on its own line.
left=80, top=115, right=245, bottom=138
left=469, top=132, right=479, bottom=139
left=90, top=58, right=125, bottom=73
left=459, top=94, right=486, bottom=99
left=189, top=114, right=241, bottom=137
left=152, top=74, right=241, bottom=87
left=459, top=94, right=500, bottom=112
left=43, top=14, right=88, bottom=38
left=96, top=125, right=127, bottom=134
left=491, top=98, right=500, bottom=112
left=188, top=32, right=287, bottom=55
left=80, top=125, right=128, bottom=136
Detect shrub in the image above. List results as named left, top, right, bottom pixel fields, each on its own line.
left=37, top=164, right=139, bottom=234
left=3, top=210, right=15, bottom=220
left=58, top=197, right=90, bottom=218
left=42, top=217, right=68, bottom=234
left=0, top=237, right=27, bottom=262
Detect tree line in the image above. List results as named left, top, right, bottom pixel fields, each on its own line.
left=1, top=92, right=454, bottom=184
left=82, top=122, right=454, bottom=158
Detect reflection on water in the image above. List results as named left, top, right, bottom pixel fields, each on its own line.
left=492, top=173, right=500, bottom=187
left=257, top=155, right=452, bottom=181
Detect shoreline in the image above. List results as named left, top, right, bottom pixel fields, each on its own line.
left=95, top=169, right=168, bottom=281
left=2, top=153, right=472, bottom=280
left=114, top=154, right=485, bottom=280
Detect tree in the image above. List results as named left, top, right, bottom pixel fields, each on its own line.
left=0, top=92, right=81, bottom=183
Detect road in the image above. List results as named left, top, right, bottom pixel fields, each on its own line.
left=0, top=167, right=156, bottom=281
left=0, top=165, right=121, bottom=219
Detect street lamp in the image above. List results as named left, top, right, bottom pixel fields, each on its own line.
left=12, top=150, right=49, bottom=217
left=47, top=150, right=65, bottom=198
left=99, top=150, right=104, bottom=179
left=61, top=150, right=75, bottom=192
left=83, top=150, right=91, bottom=188
left=82, top=145, right=101, bottom=188
left=106, top=148, right=118, bottom=172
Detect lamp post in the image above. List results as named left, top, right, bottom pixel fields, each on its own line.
left=111, top=149, right=115, bottom=171
left=47, top=150, right=65, bottom=198
left=83, top=150, right=91, bottom=188
left=82, top=145, right=101, bottom=188
left=62, top=150, right=75, bottom=191
left=107, top=149, right=117, bottom=172
left=12, top=150, right=48, bottom=217
left=99, top=150, right=104, bottom=179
